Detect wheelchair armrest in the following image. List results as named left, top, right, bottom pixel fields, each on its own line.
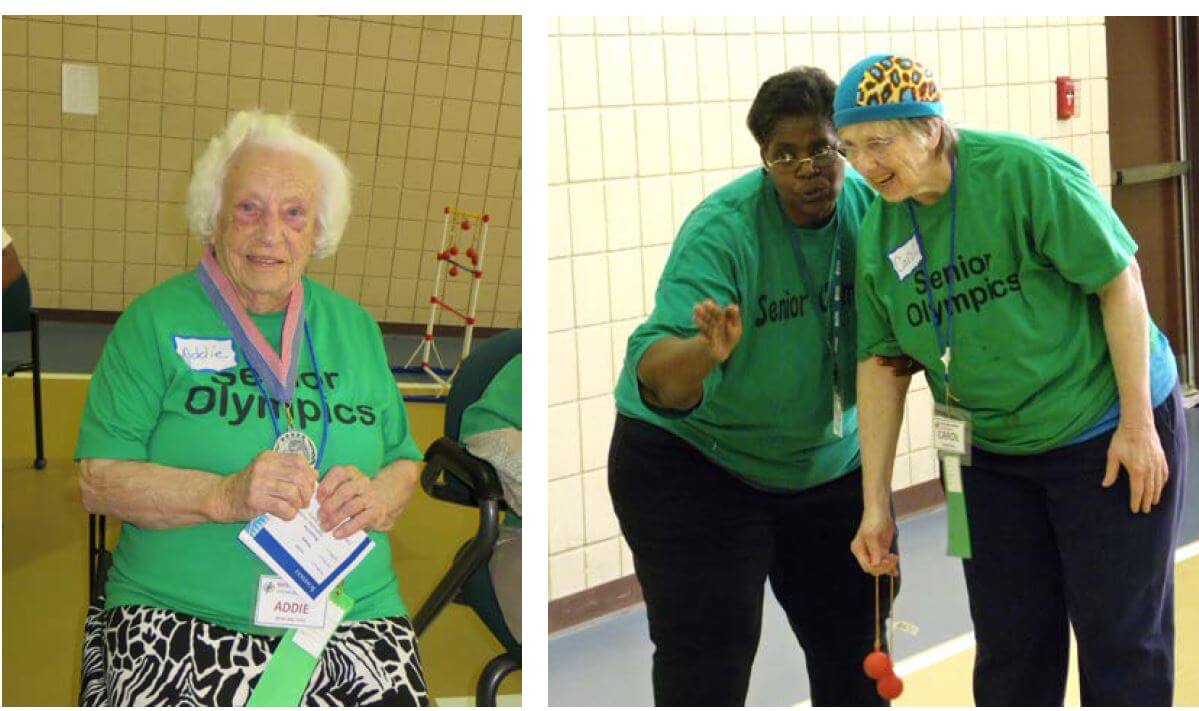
left=421, top=437, right=505, bottom=507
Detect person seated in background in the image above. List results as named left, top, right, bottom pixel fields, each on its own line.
left=3, top=228, right=32, bottom=329
left=460, top=352, right=522, bottom=643
left=76, top=111, right=429, bottom=706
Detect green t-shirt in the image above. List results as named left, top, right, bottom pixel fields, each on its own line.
left=614, top=167, right=877, bottom=491
left=460, top=354, right=522, bottom=439
left=75, top=271, right=422, bottom=634
left=856, top=128, right=1170, bottom=454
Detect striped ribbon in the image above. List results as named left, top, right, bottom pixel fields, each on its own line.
left=196, top=249, right=306, bottom=403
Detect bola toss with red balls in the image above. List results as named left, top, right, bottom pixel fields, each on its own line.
left=863, top=574, right=903, bottom=700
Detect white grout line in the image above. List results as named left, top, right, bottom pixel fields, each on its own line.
left=792, top=546, right=1199, bottom=706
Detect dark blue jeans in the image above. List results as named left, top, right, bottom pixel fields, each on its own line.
left=960, top=385, right=1188, bottom=706
left=608, top=415, right=894, bottom=707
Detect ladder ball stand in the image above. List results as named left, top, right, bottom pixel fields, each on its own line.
left=404, top=206, right=490, bottom=389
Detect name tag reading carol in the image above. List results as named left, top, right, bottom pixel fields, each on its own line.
left=888, top=235, right=923, bottom=281
left=933, top=415, right=968, bottom=455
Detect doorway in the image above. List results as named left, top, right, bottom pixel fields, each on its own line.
left=1105, top=15, right=1198, bottom=391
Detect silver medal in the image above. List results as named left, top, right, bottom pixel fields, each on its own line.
left=274, top=429, right=317, bottom=467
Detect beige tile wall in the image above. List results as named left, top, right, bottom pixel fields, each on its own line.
left=2, top=15, right=522, bottom=327
left=547, top=16, right=1113, bottom=600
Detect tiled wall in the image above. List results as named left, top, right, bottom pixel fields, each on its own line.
left=2, top=15, right=522, bottom=328
left=547, top=16, right=1113, bottom=601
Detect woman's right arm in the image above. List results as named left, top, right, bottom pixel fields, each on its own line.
left=850, top=355, right=911, bottom=575
left=80, top=452, right=316, bottom=529
left=637, top=300, right=742, bottom=411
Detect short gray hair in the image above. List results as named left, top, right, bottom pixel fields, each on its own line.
left=186, top=111, right=352, bottom=259
left=894, top=116, right=958, bottom=159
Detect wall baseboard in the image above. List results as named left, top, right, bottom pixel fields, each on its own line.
left=548, top=479, right=947, bottom=634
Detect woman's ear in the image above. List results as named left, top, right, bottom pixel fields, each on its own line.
left=925, top=119, right=943, bottom=152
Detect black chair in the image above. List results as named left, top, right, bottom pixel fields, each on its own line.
left=3, top=272, right=46, bottom=469
left=412, top=328, right=521, bottom=706
left=88, top=513, right=112, bottom=605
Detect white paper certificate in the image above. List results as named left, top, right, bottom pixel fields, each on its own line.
left=239, top=494, right=374, bottom=601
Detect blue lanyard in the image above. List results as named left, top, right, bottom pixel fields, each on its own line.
left=784, top=206, right=846, bottom=393
left=906, top=161, right=957, bottom=396
left=237, top=321, right=330, bottom=469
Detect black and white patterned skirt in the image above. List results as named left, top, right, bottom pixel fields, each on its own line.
left=80, top=602, right=430, bottom=706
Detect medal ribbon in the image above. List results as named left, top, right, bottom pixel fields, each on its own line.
left=238, top=321, right=332, bottom=469
left=196, top=248, right=305, bottom=404
left=783, top=206, right=846, bottom=399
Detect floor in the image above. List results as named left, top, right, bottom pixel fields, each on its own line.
left=548, top=406, right=1199, bottom=707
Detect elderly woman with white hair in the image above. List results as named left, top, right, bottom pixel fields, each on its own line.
left=75, top=111, right=429, bottom=706
left=836, top=55, right=1186, bottom=705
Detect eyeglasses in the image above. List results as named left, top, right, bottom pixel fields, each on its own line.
left=842, top=137, right=897, bottom=163
left=764, top=146, right=843, bottom=174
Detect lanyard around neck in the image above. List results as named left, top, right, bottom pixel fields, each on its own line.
left=782, top=201, right=845, bottom=390
left=906, top=160, right=958, bottom=398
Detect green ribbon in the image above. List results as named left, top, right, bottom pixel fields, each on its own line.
left=942, top=454, right=972, bottom=558
left=247, top=588, right=354, bottom=707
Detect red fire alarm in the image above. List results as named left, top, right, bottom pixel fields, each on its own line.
left=1056, top=76, right=1077, bottom=119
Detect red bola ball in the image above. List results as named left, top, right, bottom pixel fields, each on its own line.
left=863, top=651, right=891, bottom=680
left=461, top=220, right=471, bottom=230
left=449, top=246, right=459, bottom=256
left=449, top=266, right=459, bottom=276
left=877, top=674, right=903, bottom=700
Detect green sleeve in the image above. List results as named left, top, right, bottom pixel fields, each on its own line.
left=855, top=209, right=904, bottom=360
left=75, top=301, right=167, bottom=461
left=460, top=354, right=522, bottom=440
left=1026, top=146, right=1137, bottom=293
left=624, top=209, right=742, bottom=410
left=368, top=316, right=422, bottom=465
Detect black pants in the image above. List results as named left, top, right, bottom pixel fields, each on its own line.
left=960, top=385, right=1188, bottom=706
left=609, top=415, right=894, bottom=706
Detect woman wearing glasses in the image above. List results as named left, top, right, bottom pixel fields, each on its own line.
left=607, top=67, right=908, bottom=706
left=837, top=54, right=1186, bottom=705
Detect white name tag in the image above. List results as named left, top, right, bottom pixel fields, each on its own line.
left=292, top=593, right=348, bottom=657
left=942, top=454, right=963, bottom=493
left=254, top=575, right=327, bottom=629
left=932, top=414, right=969, bottom=455
left=888, top=235, right=923, bottom=281
left=174, top=336, right=236, bottom=372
